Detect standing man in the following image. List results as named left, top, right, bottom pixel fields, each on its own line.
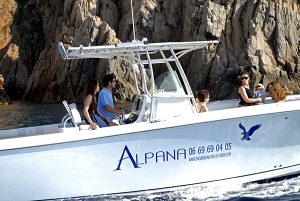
left=98, top=73, right=123, bottom=124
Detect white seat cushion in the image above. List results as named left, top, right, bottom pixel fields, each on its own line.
left=68, top=103, right=82, bottom=125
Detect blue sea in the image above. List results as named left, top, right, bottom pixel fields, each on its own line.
left=1, top=101, right=300, bottom=201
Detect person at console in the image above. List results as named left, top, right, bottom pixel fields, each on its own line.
left=97, top=73, right=123, bottom=125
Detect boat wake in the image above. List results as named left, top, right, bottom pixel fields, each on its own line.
left=178, top=176, right=300, bottom=200
left=61, top=175, right=300, bottom=201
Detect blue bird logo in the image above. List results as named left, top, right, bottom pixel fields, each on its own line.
left=239, top=123, right=262, bottom=141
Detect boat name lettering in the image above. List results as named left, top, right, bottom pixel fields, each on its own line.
left=115, top=143, right=232, bottom=170
left=115, top=145, right=187, bottom=171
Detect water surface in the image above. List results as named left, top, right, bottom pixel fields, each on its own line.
left=0, top=101, right=66, bottom=130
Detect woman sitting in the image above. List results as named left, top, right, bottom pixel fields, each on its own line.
left=237, top=72, right=262, bottom=106
left=268, top=81, right=287, bottom=102
left=83, top=80, right=109, bottom=129
left=196, top=89, right=209, bottom=112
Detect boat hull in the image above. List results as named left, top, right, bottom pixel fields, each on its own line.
left=1, top=103, right=300, bottom=200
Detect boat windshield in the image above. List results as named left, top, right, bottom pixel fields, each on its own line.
left=148, top=62, right=186, bottom=95
left=154, top=71, right=183, bottom=93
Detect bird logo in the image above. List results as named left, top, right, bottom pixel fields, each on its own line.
left=239, top=123, right=262, bottom=141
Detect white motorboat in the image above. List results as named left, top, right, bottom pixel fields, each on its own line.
left=0, top=39, right=300, bottom=201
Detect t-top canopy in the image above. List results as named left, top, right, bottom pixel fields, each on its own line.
left=58, top=39, right=218, bottom=61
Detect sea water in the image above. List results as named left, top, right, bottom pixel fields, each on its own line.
left=1, top=101, right=300, bottom=200
left=0, top=101, right=66, bottom=130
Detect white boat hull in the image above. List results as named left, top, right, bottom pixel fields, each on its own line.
left=1, top=101, right=300, bottom=200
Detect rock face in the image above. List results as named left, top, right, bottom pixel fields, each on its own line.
left=0, top=0, right=299, bottom=102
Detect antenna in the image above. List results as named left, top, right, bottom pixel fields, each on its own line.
left=130, top=0, right=136, bottom=41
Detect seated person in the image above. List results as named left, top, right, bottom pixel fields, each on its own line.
left=196, top=90, right=209, bottom=112
left=98, top=74, right=123, bottom=125
left=83, top=80, right=109, bottom=129
left=237, top=72, right=262, bottom=106
left=253, top=83, right=268, bottom=104
left=268, top=81, right=287, bottom=102
left=283, top=86, right=294, bottom=95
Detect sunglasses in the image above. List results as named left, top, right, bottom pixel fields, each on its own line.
left=241, top=76, right=249, bottom=80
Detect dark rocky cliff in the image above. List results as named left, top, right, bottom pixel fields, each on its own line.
left=0, top=0, right=299, bottom=103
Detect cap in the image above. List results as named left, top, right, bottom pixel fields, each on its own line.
left=255, top=83, right=264, bottom=89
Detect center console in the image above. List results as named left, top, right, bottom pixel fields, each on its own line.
left=120, top=95, right=149, bottom=124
